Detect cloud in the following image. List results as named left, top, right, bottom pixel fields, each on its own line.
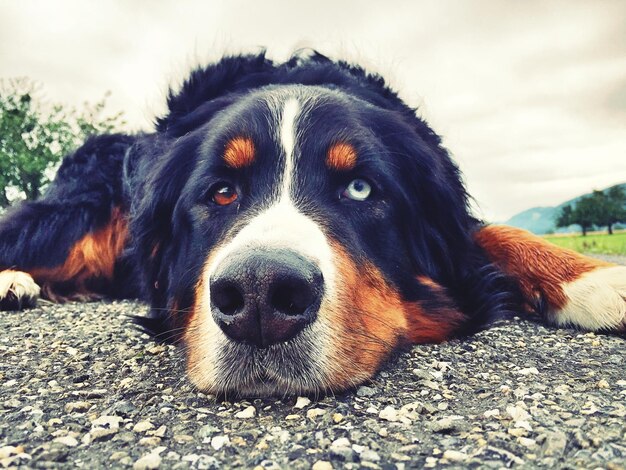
left=1, top=0, right=624, bottom=220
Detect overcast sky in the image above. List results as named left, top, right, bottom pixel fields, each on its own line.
left=1, top=0, right=625, bottom=221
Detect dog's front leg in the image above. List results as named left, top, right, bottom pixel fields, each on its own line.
left=475, top=225, right=626, bottom=332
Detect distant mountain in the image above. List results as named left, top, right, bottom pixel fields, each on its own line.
left=504, top=183, right=626, bottom=234
left=504, top=206, right=559, bottom=235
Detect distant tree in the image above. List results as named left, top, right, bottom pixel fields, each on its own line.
left=556, top=195, right=597, bottom=236
left=589, top=190, right=610, bottom=234
left=600, top=186, right=626, bottom=235
left=556, top=205, right=574, bottom=229
left=0, top=78, right=125, bottom=207
left=556, top=186, right=626, bottom=236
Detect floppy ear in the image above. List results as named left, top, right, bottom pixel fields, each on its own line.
left=475, top=225, right=626, bottom=332
left=381, top=125, right=517, bottom=331
left=128, top=135, right=200, bottom=337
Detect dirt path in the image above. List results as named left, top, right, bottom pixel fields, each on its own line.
left=587, top=253, right=626, bottom=266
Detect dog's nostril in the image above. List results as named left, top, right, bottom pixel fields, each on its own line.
left=212, top=282, right=245, bottom=315
left=210, top=249, right=323, bottom=347
left=270, top=279, right=313, bottom=316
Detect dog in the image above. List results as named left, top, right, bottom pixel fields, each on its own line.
left=1, top=52, right=624, bottom=396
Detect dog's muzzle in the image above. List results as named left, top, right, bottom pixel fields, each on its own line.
left=210, top=248, right=324, bottom=348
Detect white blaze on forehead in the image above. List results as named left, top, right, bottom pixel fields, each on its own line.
left=279, top=98, right=300, bottom=199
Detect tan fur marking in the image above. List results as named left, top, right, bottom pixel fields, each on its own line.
left=224, top=136, right=255, bottom=169
left=185, top=244, right=225, bottom=390
left=409, top=276, right=466, bottom=343
left=325, top=244, right=463, bottom=388
left=475, top=225, right=610, bottom=310
left=327, top=142, right=357, bottom=171
left=186, top=275, right=204, bottom=375
left=31, top=207, right=128, bottom=291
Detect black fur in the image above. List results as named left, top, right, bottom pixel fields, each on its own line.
left=0, top=134, right=133, bottom=270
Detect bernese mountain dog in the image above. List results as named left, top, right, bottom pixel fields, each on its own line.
left=1, top=52, right=624, bottom=396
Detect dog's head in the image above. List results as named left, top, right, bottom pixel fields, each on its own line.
left=131, top=52, right=507, bottom=396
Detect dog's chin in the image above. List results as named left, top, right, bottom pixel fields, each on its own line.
left=213, top=376, right=326, bottom=399
left=193, top=331, right=333, bottom=398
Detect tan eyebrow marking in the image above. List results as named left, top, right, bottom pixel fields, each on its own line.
left=327, top=142, right=357, bottom=171
left=223, top=136, right=255, bottom=168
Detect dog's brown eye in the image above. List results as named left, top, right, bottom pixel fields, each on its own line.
left=342, top=178, right=372, bottom=201
left=212, top=184, right=238, bottom=206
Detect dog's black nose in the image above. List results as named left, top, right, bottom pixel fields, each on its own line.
left=210, top=249, right=323, bottom=348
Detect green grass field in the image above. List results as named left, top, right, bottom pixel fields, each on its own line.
left=543, top=231, right=626, bottom=256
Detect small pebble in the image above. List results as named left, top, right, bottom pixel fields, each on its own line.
left=506, top=405, right=530, bottom=422
left=139, top=437, right=161, bottom=446
left=92, top=415, right=122, bottom=430
left=53, top=436, right=78, bottom=447
left=306, top=408, right=326, bottom=420
left=294, top=397, right=311, bottom=409
left=331, top=437, right=350, bottom=448
left=361, top=449, right=381, bottom=462
left=312, top=461, right=333, bottom=470
left=235, top=406, right=256, bottom=419
left=151, top=426, right=167, bottom=438
left=442, top=450, right=467, bottom=462
left=211, top=435, right=230, bottom=450
left=133, top=421, right=155, bottom=433
left=379, top=406, right=398, bottom=422
left=484, top=409, right=500, bottom=418
left=356, top=386, right=376, bottom=397
left=64, top=401, right=91, bottom=413
left=110, top=451, right=129, bottom=461
left=429, top=417, right=463, bottom=433
left=519, top=437, right=537, bottom=448
left=133, top=452, right=161, bottom=470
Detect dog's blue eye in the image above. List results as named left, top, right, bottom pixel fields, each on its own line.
left=343, top=178, right=372, bottom=201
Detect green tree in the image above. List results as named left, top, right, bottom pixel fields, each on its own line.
left=601, top=186, right=626, bottom=235
left=572, top=187, right=626, bottom=236
left=0, top=78, right=125, bottom=207
left=556, top=205, right=574, bottom=228
left=556, top=195, right=598, bottom=236
left=589, top=190, right=609, bottom=234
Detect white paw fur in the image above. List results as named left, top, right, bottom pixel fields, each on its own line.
left=554, top=266, right=626, bottom=331
left=0, top=270, right=40, bottom=310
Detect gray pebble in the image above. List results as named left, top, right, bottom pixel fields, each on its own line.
left=356, top=386, right=377, bottom=397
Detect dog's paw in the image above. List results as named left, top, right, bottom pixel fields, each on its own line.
left=0, top=270, right=41, bottom=310
left=554, top=266, right=626, bottom=332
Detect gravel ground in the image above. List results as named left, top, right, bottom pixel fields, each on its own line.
left=1, top=256, right=624, bottom=469
left=588, top=253, right=626, bottom=266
